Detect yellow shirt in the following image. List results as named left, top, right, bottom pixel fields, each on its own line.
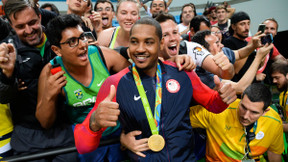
left=279, top=91, right=288, bottom=122
left=0, top=104, right=13, bottom=136
left=190, top=99, right=284, bottom=162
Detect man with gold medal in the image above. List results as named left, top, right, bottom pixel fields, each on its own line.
left=74, top=17, right=237, bottom=161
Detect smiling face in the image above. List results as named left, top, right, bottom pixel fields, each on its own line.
left=238, top=95, right=267, bottom=127
left=52, top=25, right=89, bottom=68
left=263, top=20, right=278, bottom=38
left=216, top=8, right=227, bottom=22
left=182, top=6, right=194, bottom=24
left=150, top=0, right=167, bottom=15
left=205, top=34, right=223, bottom=55
left=159, top=19, right=180, bottom=59
left=116, top=1, right=139, bottom=33
left=96, top=2, right=114, bottom=29
left=9, top=7, right=43, bottom=46
left=129, top=24, right=161, bottom=76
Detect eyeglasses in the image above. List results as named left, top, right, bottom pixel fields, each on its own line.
left=211, top=31, right=222, bottom=35
left=96, top=7, right=112, bottom=12
left=60, top=33, right=88, bottom=47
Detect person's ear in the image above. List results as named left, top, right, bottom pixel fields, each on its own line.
left=285, top=73, right=288, bottom=80
left=262, top=107, right=270, bottom=116
left=160, top=38, right=164, bottom=51
left=231, top=24, right=236, bottom=31
left=51, top=45, right=62, bottom=57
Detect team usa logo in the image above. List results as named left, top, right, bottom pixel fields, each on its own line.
left=74, top=89, right=83, bottom=99
left=166, top=79, right=180, bottom=93
left=193, top=47, right=204, bottom=56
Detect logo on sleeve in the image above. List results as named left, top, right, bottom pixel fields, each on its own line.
left=193, top=47, right=204, bottom=56
left=255, top=131, right=264, bottom=140
left=166, top=79, right=180, bottom=93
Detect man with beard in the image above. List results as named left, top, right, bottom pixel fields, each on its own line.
left=224, top=12, right=285, bottom=83
left=190, top=83, right=284, bottom=161
left=94, top=0, right=115, bottom=31
left=0, top=0, right=77, bottom=161
left=223, top=11, right=255, bottom=82
left=271, top=60, right=288, bottom=132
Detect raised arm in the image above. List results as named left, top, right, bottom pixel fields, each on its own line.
left=35, top=63, right=67, bottom=129
left=0, top=42, right=18, bottom=103
left=234, top=32, right=263, bottom=61
left=74, top=79, right=120, bottom=154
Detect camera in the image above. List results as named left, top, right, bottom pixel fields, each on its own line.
left=261, top=33, right=273, bottom=45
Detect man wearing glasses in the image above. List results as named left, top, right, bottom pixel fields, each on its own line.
left=190, top=83, right=284, bottom=162
left=36, top=14, right=130, bottom=161
left=94, top=0, right=115, bottom=31
left=0, top=0, right=78, bottom=161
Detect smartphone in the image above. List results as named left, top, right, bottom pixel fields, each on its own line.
left=257, top=24, right=266, bottom=34
left=261, top=33, right=273, bottom=45
left=51, top=63, right=62, bottom=75
left=84, top=31, right=96, bottom=43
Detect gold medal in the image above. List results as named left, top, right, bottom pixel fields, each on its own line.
left=148, top=134, right=165, bottom=152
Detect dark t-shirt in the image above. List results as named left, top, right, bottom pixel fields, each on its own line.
left=223, top=36, right=256, bottom=82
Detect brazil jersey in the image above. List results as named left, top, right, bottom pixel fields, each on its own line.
left=279, top=91, right=288, bottom=122
left=51, top=45, right=109, bottom=125
left=190, top=99, right=284, bottom=161
left=0, top=104, right=13, bottom=158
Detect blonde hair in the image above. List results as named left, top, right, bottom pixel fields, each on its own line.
left=116, top=0, right=140, bottom=14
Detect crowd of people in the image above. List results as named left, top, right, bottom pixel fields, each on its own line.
left=0, top=0, right=287, bottom=161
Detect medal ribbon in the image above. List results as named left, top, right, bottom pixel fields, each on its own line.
left=132, top=63, right=162, bottom=135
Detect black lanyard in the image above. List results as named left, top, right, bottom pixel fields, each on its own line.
left=244, top=122, right=257, bottom=159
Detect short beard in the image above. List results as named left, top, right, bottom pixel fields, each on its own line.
left=277, top=80, right=288, bottom=92
left=236, top=32, right=248, bottom=40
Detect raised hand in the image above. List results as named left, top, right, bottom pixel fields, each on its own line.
left=214, top=75, right=237, bottom=104
left=46, top=63, right=66, bottom=99
left=90, top=85, right=120, bottom=131
left=213, top=51, right=231, bottom=71
left=0, top=43, right=16, bottom=78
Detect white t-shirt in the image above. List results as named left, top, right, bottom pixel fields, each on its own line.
left=177, top=23, right=188, bottom=33
left=184, top=41, right=211, bottom=67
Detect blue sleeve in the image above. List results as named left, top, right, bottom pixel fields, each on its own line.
left=222, top=47, right=235, bottom=64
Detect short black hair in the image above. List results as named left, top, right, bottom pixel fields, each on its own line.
left=230, top=11, right=250, bottom=25
left=131, top=17, right=162, bottom=41
left=46, top=14, right=82, bottom=47
left=155, top=12, right=176, bottom=24
left=40, top=3, right=60, bottom=15
left=242, top=83, right=272, bottom=111
left=191, top=30, right=211, bottom=51
left=4, top=0, right=40, bottom=23
left=95, top=0, right=114, bottom=12
left=189, top=15, right=211, bottom=33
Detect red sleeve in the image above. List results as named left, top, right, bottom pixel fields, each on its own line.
left=74, top=68, right=129, bottom=154
left=186, top=71, right=228, bottom=113
left=271, top=45, right=280, bottom=59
